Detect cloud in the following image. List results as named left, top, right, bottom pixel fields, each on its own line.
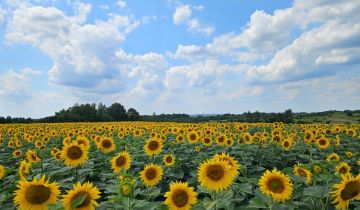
left=173, top=4, right=214, bottom=36
left=5, top=3, right=143, bottom=94
left=116, top=0, right=126, bottom=9
left=173, top=4, right=191, bottom=25
left=0, top=68, right=43, bottom=106
left=249, top=20, right=360, bottom=82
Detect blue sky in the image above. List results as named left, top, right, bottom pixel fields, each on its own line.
left=0, top=0, right=359, bottom=118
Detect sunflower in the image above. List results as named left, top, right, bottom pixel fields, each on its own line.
left=243, top=132, right=253, bottom=145
left=163, top=154, right=175, bottom=167
left=293, top=164, right=312, bottom=185
left=327, top=153, right=340, bottom=162
left=26, top=149, right=41, bottom=164
left=212, top=152, right=240, bottom=176
left=225, top=138, right=234, bottom=147
left=164, top=181, right=197, bottom=210
left=282, top=139, right=293, bottom=151
left=0, top=165, right=5, bottom=180
left=111, top=151, right=132, bottom=174
left=216, top=135, right=227, bottom=146
left=63, top=182, right=101, bottom=210
left=331, top=174, right=360, bottom=210
left=13, top=150, right=23, bottom=158
left=51, top=148, right=59, bottom=156
left=35, top=140, right=44, bottom=149
left=140, top=164, right=163, bottom=187
left=19, top=160, right=31, bottom=180
left=198, top=159, right=236, bottom=192
left=345, top=152, right=353, bottom=159
left=335, top=162, right=351, bottom=176
left=202, top=136, right=213, bottom=147
left=13, top=176, right=60, bottom=210
left=62, top=142, right=88, bottom=167
left=144, top=138, right=163, bottom=156
left=258, top=168, right=293, bottom=203
left=120, top=182, right=133, bottom=197
left=176, top=135, right=185, bottom=143
left=97, top=138, right=115, bottom=154
left=316, top=137, right=330, bottom=149
left=187, top=131, right=199, bottom=144
left=311, top=163, right=323, bottom=174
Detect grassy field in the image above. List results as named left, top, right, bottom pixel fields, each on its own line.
left=295, top=111, right=360, bottom=124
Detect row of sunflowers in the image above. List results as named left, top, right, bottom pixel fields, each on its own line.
left=0, top=122, right=359, bottom=210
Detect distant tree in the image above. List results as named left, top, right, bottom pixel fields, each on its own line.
left=284, top=109, right=294, bottom=123
left=127, top=108, right=141, bottom=121
left=107, top=103, right=127, bottom=121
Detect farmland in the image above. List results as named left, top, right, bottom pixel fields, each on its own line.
left=0, top=122, right=359, bottom=210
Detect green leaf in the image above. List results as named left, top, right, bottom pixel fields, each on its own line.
left=302, top=186, right=331, bottom=198
left=71, top=194, right=87, bottom=209
left=247, top=197, right=268, bottom=209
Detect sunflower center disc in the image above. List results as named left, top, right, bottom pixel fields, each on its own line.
left=319, top=139, right=326, bottom=145
left=190, top=134, right=196, bottom=141
left=102, top=140, right=112, bottom=148
left=166, top=156, right=173, bottom=163
left=148, top=141, right=159, bottom=151
left=297, top=169, right=307, bottom=177
left=25, top=185, right=51, bottom=204
left=341, top=181, right=360, bottom=200
left=116, top=156, right=126, bottom=167
left=172, top=190, right=188, bottom=207
left=67, top=146, right=83, bottom=160
left=269, top=179, right=284, bottom=193
left=339, top=167, right=348, bottom=174
left=207, top=165, right=225, bottom=181
left=145, top=168, right=157, bottom=180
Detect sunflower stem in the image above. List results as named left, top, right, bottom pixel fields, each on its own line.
left=40, top=158, right=44, bottom=174
left=212, top=191, right=217, bottom=210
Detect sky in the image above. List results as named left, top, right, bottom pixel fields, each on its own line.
left=0, top=0, right=359, bottom=118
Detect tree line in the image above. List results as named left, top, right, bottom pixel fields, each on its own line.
left=1, top=105, right=358, bottom=124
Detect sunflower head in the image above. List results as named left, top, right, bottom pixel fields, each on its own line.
left=144, top=139, right=163, bottom=156
left=198, top=159, right=236, bottom=192
left=97, top=138, right=116, bottom=153
left=62, top=142, right=89, bottom=167
left=316, top=137, right=330, bottom=149
left=327, top=153, right=340, bottom=162
left=111, top=151, right=132, bottom=174
left=331, top=174, right=360, bottom=210
left=13, top=176, right=60, bottom=210
left=258, top=168, right=293, bottom=203
left=335, top=162, right=351, bottom=176
left=311, top=163, right=324, bottom=174
left=140, top=164, right=163, bottom=187
left=13, top=150, right=22, bottom=158
left=293, top=164, right=312, bottom=185
left=164, top=181, right=197, bottom=210
left=187, top=131, right=199, bottom=144
left=163, top=154, right=175, bottom=167
left=26, top=149, right=41, bottom=164
left=120, top=182, right=133, bottom=197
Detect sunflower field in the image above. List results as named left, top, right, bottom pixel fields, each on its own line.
left=0, top=122, right=359, bottom=210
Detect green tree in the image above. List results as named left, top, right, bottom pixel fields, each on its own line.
left=127, top=108, right=141, bottom=121
left=107, top=103, right=127, bottom=121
